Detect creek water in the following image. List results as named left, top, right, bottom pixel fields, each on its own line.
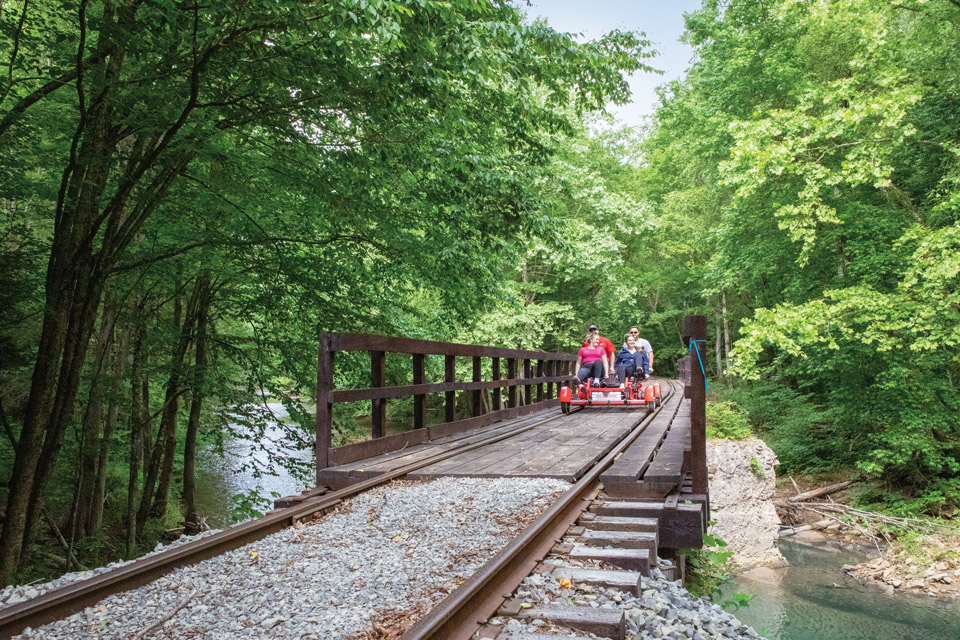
left=723, top=537, right=960, bottom=640
left=193, top=402, right=314, bottom=526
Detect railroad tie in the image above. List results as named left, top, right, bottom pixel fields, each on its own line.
left=568, top=544, right=651, bottom=575
left=512, top=602, right=626, bottom=640
left=549, top=566, right=643, bottom=596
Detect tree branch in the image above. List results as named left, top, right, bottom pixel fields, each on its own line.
left=0, top=0, right=30, bottom=108
left=0, top=50, right=107, bottom=142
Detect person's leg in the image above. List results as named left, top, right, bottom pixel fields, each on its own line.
left=589, top=360, right=603, bottom=384
left=616, top=362, right=628, bottom=384
left=577, top=365, right=592, bottom=383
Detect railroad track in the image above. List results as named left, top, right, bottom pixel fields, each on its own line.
left=0, top=383, right=674, bottom=640
left=400, top=380, right=681, bottom=640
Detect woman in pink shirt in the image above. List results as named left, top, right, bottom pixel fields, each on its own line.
left=576, top=333, right=610, bottom=386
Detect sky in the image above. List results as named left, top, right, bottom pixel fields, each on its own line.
left=525, top=0, right=703, bottom=127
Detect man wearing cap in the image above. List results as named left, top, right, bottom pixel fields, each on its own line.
left=583, top=325, right=616, bottom=383
left=623, top=325, right=654, bottom=376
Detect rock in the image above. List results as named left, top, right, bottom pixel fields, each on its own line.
left=738, top=566, right=784, bottom=586
left=261, top=617, right=285, bottom=630
left=706, top=438, right=784, bottom=568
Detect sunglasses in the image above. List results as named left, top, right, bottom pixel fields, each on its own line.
left=630, top=330, right=639, bottom=334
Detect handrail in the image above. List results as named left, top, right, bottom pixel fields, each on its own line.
left=315, top=332, right=578, bottom=477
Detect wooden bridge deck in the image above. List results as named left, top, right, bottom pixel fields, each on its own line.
left=314, top=379, right=708, bottom=551
left=318, top=405, right=649, bottom=488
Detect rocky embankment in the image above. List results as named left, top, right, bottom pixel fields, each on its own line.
left=707, top=438, right=784, bottom=568
left=848, top=535, right=960, bottom=597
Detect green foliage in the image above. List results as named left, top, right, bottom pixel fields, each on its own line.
left=682, top=526, right=754, bottom=611
left=749, top=457, right=766, bottom=479
left=706, top=401, right=751, bottom=440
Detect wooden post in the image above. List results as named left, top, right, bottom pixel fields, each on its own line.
left=315, top=332, right=334, bottom=479
left=536, top=359, right=544, bottom=403
left=507, top=358, right=517, bottom=408
left=492, top=357, right=502, bottom=411
left=683, top=315, right=708, bottom=495
left=472, top=356, right=482, bottom=417
left=524, top=359, right=532, bottom=406
left=445, top=354, right=456, bottom=422
left=371, top=350, right=385, bottom=439
left=546, top=360, right=554, bottom=399
left=413, top=353, right=425, bottom=429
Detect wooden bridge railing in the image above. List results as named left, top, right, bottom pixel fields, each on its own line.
left=682, top=316, right=708, bottom=495
left=315, top=332, right=577, bottom=479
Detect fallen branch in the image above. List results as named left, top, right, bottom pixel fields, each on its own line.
left=779, top=518, right=833, bottom=535
left=42, top=510, right=87, bottom=572
left=132, top=587, right=197, bottom=639
left=795, top=502, right=955, bottom=534
left=783, top=481, right=852, bottom=503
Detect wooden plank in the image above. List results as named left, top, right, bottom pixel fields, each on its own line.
left=329, top=376, right=571, bottom=403
left=508, top=358, right=517, bottom=408
left=536, top=359, right=544, bottom=403
left=593, top=502, right=704, bottom=549
left=316, top=332, right=334, bottom=475
left=445, top=354, right=456, bottom=423
left=682, top=315, right=708, bottom=494
left=413, top=353, right=425, bottom=430
left=569, top=545, right=650, bottom=575
left=550, top=567, right=642, bottom=596
left=580, top=529, right=658, bottom=556
left=328, top=429, right=429, bottom=466
left=492, top=357, right=501, bottom=411
left=472, top=356, right=482, bottom=417
left=578, top=516, right=658, bottom=533
left=517, top=605, right=625, bottom=640
left=330, top=332, right=577, bottom=361
left=370, top=350, right=386, bottom=439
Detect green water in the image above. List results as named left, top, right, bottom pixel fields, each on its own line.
left=723, top=538, right=960, bottom=640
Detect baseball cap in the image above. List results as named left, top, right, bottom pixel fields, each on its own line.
left=589, top=324, right=598, bottom=330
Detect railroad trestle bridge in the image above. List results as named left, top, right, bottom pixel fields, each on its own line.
left=0, top=316, right=712, bottom=640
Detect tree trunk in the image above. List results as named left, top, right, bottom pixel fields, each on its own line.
left=151, top=282, right=202, bottom=521
left=0, top=4, right=134, bottom=581
left=126, top=309, right=145, bottom=556
left=71, top=296, right=118, bottom=541
left=715, top=314, right=722, bottom=378
left=89, top=304, right=131, bottom=535
left=722, top=291, right=731, bottom=376
left=181, top=276, right=211, bottom=533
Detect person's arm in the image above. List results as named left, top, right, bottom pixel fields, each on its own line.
left=648, top=349, right=654, bottom=372
left=602, top=355, right=611, bottom=378
left=575, top=355, right=583, bottom=372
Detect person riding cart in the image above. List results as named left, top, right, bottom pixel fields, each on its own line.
left=615, top=333, right=649, bottom=385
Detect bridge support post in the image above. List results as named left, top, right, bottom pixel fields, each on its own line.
left=371, top=350, right=386, bottom=439
left=445, top=355, right=456, bottom=422
left=413, top=353, right=425, bottom=429
left=683, top=315, right=708, bottom=495
left=472, top=356, right=482, bottom=417
left=316, top=331, right=334, bottom=479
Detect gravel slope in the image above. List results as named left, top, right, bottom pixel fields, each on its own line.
left=13, top=477, right=569, bottom=639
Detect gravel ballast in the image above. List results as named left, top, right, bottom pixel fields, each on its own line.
left=494, top=558, right=766, bottom=640
left=11, top=476, right=569, bottom=639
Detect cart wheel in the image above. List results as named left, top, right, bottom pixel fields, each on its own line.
left=561, top=402, right=570, bottom=415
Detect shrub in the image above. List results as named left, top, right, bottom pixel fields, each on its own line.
left=706, top=401, right=751, bottom=439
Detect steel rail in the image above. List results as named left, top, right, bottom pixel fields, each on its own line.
left=0, top=405, right=583, bottom=639
left=400, top=380, right=679, bottom=640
